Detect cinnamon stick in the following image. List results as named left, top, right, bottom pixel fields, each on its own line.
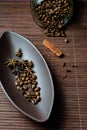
left=43, top=39, right=63, bottom=57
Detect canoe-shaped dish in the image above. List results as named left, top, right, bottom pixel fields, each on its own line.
left=0, top=31, right=54, bottom=122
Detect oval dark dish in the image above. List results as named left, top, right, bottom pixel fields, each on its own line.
left=0, top=31, right=54, bottom=122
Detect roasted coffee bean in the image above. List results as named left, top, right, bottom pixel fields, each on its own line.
left=15, top=81, right=19, bottom=86
left=23, top=85, right=28, bottom=90
left=21, top=77, right=25, bottom=81
left=32, top=84, right=36, bottom=89
left=34, top=87, right=40, bottom=91
left=64, top=38, right=69, bottom=43
left=36, top=91, right=40, bottom=96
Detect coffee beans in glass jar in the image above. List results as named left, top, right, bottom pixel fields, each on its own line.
left=30, top=0, right=73, bottom=37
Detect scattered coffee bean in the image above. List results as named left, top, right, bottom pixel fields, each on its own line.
left=64, top=38, right=69, bottom=43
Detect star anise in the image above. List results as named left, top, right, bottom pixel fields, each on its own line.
left=5, top=58, right=18, bottom=68
left=16, top=48, right=23, bottom=57
left=16, top=60, right=26, bottom=70
left=12, top=67, right=22, bottom=76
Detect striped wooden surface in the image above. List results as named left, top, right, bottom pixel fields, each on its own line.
left=0, top=0, right=87, bottom=130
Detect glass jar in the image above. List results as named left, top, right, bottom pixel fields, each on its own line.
left=30, top=0, right=73, bottom=29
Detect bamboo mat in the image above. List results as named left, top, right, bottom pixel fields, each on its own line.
left=0, top=0, right=87, bottom=130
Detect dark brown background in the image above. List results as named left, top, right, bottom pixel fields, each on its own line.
left=0, top=0, right=87, bottom=129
